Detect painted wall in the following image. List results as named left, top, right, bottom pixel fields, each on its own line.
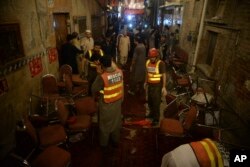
left=178, top=0, right=249, bottom=146
left=0, top=0, right=103, bottom=158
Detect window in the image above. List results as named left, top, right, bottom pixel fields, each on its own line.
left=77, top=16, right=87, bottom=38
left=0, top=23, right=24, bottom=66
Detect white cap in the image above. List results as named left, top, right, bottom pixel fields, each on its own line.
left=85, top=30, right=91, bottom=33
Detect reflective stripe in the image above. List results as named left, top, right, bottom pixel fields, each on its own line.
left=148, top=73, right=162, bottom=77
left=104, top=82, right=123, bottom=91
left=89, top=50, right=104, bottom=67
left=100, top=68, right=123, bottom=103
left=103, top=90, right=123, bottom=99
left=146, top=59, right=162, bottom=83
left=149, top=78, right=160, bottom=81
left=204, top=138, right=224, bottom=167
left=190, top=141, right=211, bottom=167
left=200, top=141, right=216, bottom=167
left=191, top=139, right=224, bottom=167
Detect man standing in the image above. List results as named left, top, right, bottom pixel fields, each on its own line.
left=118, top=31, right=130, bottom=68
left=85, top=41, right=104, bottom=95
left=60, top=34, right=83, bottom=74
left=144, top=48, right=167, bottom=126
left=80, top=30, right=94, bottom=77
left=128, top=36, right=146, bottom=95
left=91, top=55, right=124, bottom=148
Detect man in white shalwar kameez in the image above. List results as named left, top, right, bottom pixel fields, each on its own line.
left=118, top=31, right=130, bottom=67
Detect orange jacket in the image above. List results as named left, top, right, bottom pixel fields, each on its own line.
left=190, top=138, right=223, bottom=167
left=146, top=59, right=163, bottom=84
left=100, top=68, right=123, bottom=103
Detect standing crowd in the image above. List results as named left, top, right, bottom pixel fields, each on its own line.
left=59, top=22, right=181, bottom=149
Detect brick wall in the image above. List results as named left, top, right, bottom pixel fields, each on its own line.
left=197, top=0, right=250, bottom=127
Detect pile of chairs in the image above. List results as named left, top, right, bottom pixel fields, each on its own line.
left=157, top=47, right=221, bottom=156
left=6, top=64, right=98, bottom=166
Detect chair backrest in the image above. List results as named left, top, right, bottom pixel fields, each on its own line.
left=22, top=114, right=38, bottom=146
left=64, top=74, right=73, bottom=94
left=42, top=74, right=58, bottom=95
left=164, top=94, right=178, bottom=118
left=56, top=100, right=69, bottom=125
left=182, top=105, right=197, bottom=130
left=59, top=64, right=72, bottom=81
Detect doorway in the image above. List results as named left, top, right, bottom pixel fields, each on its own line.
left=53, top=13, right=70, bottom=66
left=206, top=31, right=218, bottom=65
left=91, top=15, right=102, bottom=40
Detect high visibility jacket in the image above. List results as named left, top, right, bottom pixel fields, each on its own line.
left=100, top=68, right=123, bottom=103
left=88, top=49, right=104, bottom=67
left=146, top=59, right=163, bottom=84
left=190, top=138, right=223, bottom=167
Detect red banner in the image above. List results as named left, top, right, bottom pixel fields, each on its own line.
left=48, top=48, right=58, bottom=63
left=29, top=56, right=43, bottom=77
left=0, top=78, right=9, bottom=96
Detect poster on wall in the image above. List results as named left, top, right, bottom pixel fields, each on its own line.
left=0, top=78, right=9, bottom=96
left=29, top=56, right=43, bottom=77
left=48, top=48, right=58, bottom=63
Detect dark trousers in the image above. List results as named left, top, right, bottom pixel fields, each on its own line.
left=148, top=84, right=162, bottom=122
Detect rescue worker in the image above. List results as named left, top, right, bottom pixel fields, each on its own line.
left=91, top=55, right=124, bottom=149
left=84, top=41, right=104, bottom=95
left=161, top=138, right=226, bottom=167
left=144, top=48, right=167, bottom=126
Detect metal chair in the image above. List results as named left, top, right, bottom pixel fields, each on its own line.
left=56, top=99, right=92, bottom=137
left=59, top=65, right=88, bottom=98
left=74, top=96, right=97, bottom=116
left=160, top=104, right=198, bottom=137
left=23, top=113, right=67, bottom=149
left=10, top=116, right=71, bottom=167
left=41, top=74, right=60, bottom=98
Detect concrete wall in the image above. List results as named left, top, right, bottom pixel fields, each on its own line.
left=197, top=0, right=250, bottom=126
left=179, top=0, right=249, bottom=146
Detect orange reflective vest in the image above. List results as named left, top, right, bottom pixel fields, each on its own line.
left=88, top=49, right=104, bottom=67
left=100, top=68, right=123, bottom=103
left=190, top=138, right=223, bottom=167
left=146, top=59, right=163, bottom=84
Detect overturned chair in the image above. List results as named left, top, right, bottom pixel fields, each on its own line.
left=156, top=104, right=198, bottom=153
left=56, top=99, right=92, bottom=143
